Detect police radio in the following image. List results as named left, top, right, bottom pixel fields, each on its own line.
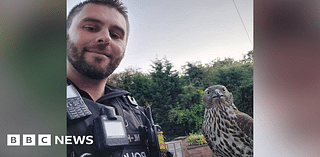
left=92, top=107, right=129, bottom=151
left=146, top=107, right=162, bottom=157
left=67, top=84, right=92, bottom=121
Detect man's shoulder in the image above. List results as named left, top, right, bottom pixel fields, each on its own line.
left=104, top=84, right=143, bottom=108
left=105, top=84, right=130, bottom=95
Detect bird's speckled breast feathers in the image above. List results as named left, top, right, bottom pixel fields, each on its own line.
left=202, top=85, right=253, bottom=157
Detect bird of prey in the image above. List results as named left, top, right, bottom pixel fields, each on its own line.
left=202, top=85, right=253, bottom=157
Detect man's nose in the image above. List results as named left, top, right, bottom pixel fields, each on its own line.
left=96, top=29, right=111, bottom=44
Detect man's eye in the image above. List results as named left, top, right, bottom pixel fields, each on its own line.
left=84, top=26, right=97, bottom=32
left=110, top=32, right=120, bottom=39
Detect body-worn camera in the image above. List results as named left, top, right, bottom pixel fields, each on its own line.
left=92, top=107, right=129, bottom=151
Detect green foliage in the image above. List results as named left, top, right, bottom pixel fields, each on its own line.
left=107, top=67, right=142, bottom=91
left=147, top=58, right=183, bottom=140
left=186, top=133, right=207, bottom=146
left=181, top=62, right=204, bottom=89
left=242, top=50, right=253, bottom=63
left=168, top=85, right=205, bottom=136
left=108, top=51, right=253, bottom=141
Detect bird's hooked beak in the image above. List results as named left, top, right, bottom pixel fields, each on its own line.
left=213, top=89, right=224, bottom=98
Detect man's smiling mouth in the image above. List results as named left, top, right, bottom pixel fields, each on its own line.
left=84, top=48, right=111, bottom=58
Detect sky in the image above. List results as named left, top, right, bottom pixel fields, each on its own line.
left=67, top=0, right=253, bottom=73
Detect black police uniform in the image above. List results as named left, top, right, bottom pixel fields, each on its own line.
left=67, top=79, right=153, bottom=157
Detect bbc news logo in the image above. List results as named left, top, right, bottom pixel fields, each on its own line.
left=7, top=134, right=93, bottom=146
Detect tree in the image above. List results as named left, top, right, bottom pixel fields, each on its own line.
left=147, top=58, right=183, bottom=140
left=169, top=84, right=205, bottom=136
left=107, top=67, right=141, bottom=91
left=181, top=62, right=205, bottom=90
left=242, top=50, right=253, bottom=64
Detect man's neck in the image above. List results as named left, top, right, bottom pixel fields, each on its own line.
left=67, top=63, right=107, bottom=102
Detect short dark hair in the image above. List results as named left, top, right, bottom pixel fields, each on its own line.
left=67, top=0, right=129, bottom=33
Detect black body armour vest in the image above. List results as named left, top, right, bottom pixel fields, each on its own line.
left=67, top=81, right=151, bottom=157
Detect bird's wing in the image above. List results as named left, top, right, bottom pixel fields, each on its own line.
left=235, top=111, right=253, bottom=140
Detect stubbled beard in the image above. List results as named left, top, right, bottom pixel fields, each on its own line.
left=67, top=39, right=119, bottom=80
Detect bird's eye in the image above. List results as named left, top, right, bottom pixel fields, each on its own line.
left=205, top=90, right=211, bottom=95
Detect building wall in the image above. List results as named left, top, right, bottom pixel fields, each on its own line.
left=167, top=136, right=214, bottom=157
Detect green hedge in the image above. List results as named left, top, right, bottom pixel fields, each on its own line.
left=186, top=133, right=207, bottom=146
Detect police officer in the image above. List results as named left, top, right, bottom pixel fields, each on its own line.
left=66, top=0, right=161, bottom=156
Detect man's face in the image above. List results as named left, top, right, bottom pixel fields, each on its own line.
left=67, top=4, right=127, bottom=80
